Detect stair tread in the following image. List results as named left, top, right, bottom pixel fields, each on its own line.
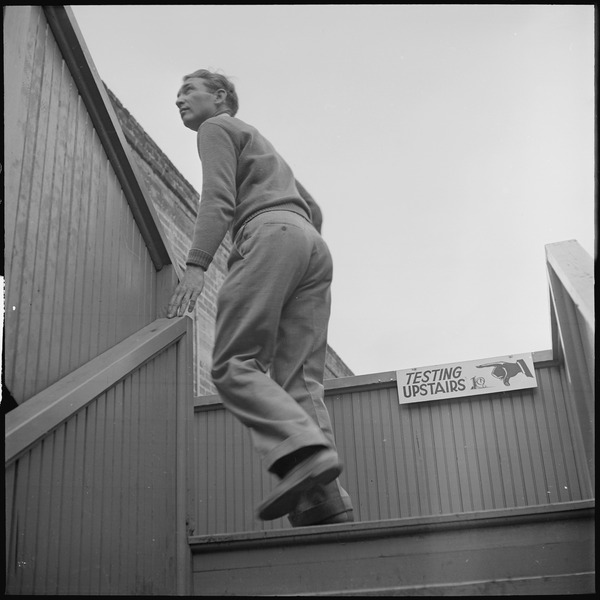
left=188, top=499, right=594, bottom=549
left=281, top=572, right=596, bottom=597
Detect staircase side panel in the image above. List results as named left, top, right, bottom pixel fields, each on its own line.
left=547, top=255, right=595, bottom=485
left=193, top=360, right=590, bottom=533
left=4, top=344, right=182, bottom=595
left=328, top=362, right=590, bottom=522
left=4, top=5, right=159, bottom=404
left=190, top=506, right=594, bottom=596
left=193, top=406, right=288, bottom=535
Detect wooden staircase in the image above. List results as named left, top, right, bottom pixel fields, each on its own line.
left=185, top=239, right=595, bottom=596
left=188, top=501, right=594, bottom=596
left=4, top=5, right=594, bottom=595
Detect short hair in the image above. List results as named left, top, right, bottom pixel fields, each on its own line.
left=183, top=69, right=239, bottom=116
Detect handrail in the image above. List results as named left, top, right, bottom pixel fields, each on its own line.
left=5, top=317, right=190, bottom=464
left=546, top=239, right=594, bottom=374
left=189, top=499, right=595, bottom=549
left=43, top=5, right=178, bottom=274
left=546, top=239, right=594, bottom=485
left=545, top=240, right=594, bottom=331
left=193, top=349, right=555, bottom=409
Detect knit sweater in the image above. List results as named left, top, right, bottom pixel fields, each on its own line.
left=186, top=114, right=323, bottom=270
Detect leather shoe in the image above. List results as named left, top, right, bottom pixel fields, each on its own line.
left=313, top=509, right=354, bottom=525
left=258, top=449, right=342, bottom=521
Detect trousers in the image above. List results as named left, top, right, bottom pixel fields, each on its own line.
left=211, top=210, right=353, bottom=525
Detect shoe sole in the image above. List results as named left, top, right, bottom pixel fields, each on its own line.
left=258, top=453, right=342, bottom=521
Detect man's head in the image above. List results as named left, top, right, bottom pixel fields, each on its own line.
left=176, top=69, right=239, bottom=131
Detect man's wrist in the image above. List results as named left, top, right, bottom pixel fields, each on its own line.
left=185, top=263, right=206, bottom=271
left=186, top=248, right=212, bottom=270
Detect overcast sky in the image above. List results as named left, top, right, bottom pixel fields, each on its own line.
left=71, top=4, right=595, bottom=376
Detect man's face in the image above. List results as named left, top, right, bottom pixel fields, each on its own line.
left=176, top=78, right=219, bottom=131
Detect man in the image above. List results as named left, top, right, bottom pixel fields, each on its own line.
left=167, top=69, right=353, bottom=526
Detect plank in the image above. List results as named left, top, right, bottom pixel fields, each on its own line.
left=189, top=502, right=594, bottom=596
left=5, top=317, right=189, bottom=462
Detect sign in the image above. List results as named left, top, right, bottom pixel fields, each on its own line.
left=397, top=353, right=537, bottom=405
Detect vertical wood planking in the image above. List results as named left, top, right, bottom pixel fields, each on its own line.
left=194, top=412, right=207, bottom=535
left=379, top=388, right=400, bottom=518
left=359, top=391, right=379, bottom=518
left=4, top=342, right=184, bottom=595
left=100, top=386, right=116, bottom=591
left=34, top=436, right=55, bottom=593
left=3, top=5, right=36, bottom=259
left=556, top=362, right=592, bottom=499
left=5, top=6, right=159, bottom=404
left=546, top=251, right=594, bottom=484
left=193, top=361, right=591, bottom=534
left=8, top=7, right=46, bottom=402
left=119, top=373, right=135, bottom=591
left=65, top=95, right=89, bottom=380
left=80, top=130, right=101, bottom=366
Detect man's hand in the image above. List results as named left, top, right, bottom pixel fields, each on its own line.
left=167, top=265, right=205, bottom=318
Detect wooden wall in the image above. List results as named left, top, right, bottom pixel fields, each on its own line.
left=546, top=240, right=595, bottom=485
left=192, top=356, right=592, bottom=534
left=4, top=7, right=194, bottom=595
left=5, top=323, right=193, bottom=595
left=4, top=6, right=174, bottom=405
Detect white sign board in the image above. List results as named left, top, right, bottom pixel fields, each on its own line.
left=397, top=353, right=537, bottom=405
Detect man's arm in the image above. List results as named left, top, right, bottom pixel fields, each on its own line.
left=295, top=179, right=323, bottom=234
left=186, top=123, right=238, bottom=268
left=167, top=123, right=236, bottom=317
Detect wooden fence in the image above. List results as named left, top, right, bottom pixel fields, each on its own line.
left=4, top=6, right=195, bottom=595
left=5, top=318, right=195, bottom=595
left=3, top=3, right=593, bottom=593
left=192, top=350, right=592, bottom=534
left=191, top=240, right=594, bottom=535
left=4, top=5, right=177, bottom=405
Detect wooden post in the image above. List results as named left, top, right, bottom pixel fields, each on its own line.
left=546, top=240, right=594, bottom=487
left=176, top=316, right=195, bottom=595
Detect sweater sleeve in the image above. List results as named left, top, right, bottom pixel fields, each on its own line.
left=294, top=179, right=323, bottom=233
left=186, top=123, right=238, bottom=269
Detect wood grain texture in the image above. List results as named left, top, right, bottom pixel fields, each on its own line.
left=193, top=361, right=591, bottom=534
left=4, top=6, right=165, bottom=404
left=189, top=501, right=595, bottom=596
left=5, top=336, right=192, bottom=595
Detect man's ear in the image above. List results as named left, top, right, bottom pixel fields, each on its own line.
left=214, top=88, right=227, bottom=105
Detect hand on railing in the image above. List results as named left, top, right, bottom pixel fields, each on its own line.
left=167, top=265, right=205, bottom=318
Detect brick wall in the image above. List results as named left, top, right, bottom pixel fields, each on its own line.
left=108, top=89, right=353, bottom=395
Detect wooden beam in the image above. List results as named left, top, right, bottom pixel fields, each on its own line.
left=42, top=6, right=176, bottom=272
left=546, top=240, right=594, bottom=485
left=3, top=6, right=35, bottom=262
left=189, top=501, right=595, bottom=596
left=545, top=240, right=594, bottom=330
left=189, top=499, right=594, bottom=551
left=193, top=350, right=555, bottom=409
left=307, top=573, right=596, bottom=596
left=175, top=317, right=195, bottom=596
left=5, top=317, right=191, bottom=463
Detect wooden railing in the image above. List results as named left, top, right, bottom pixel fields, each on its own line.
left=188, top=500, right=595, bottom=596
left=42, top=5, right=176, bottom=272
left=5, top=317, right=195, bottom=595
left=546, top=240, right=594, bottom=486
left=4, top=6, right=182, bottom=405
left=4, top=6, right=195, bottom=595
left=190, top=240, right=594, bottom=536
left=191, top=350, right=592, bottom=535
